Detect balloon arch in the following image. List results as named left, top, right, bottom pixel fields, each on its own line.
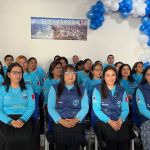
left=86, top=0, right=150, bottom=47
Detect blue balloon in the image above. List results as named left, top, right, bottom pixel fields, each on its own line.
left=90, top=22, right=97, bottom=30
left=120, top=7, right=127, bottom=13
left=147, top=40, right=150, bottom=46
left=140, top=25, right=146, bottom=32
left=146, top=7, right=150, bottom=15
left=121, top=12, right=129, bottom=18
left=96, top=1, right=103, bottom=8
left=91, top=5, right=99, bottom=13
left=99, top=7, right=105, bottom=14
left=87, top=11, right=95, bottom=19
left=124, top=0, right=132, bottom=6
left=141, top=16, right=149, bottom=24
left=96, top=1, right=103, bottom=6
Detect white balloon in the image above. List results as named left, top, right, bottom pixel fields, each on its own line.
left=104, top=1, right=112, bottom=7
left=131, top=0, right=147, bottom=17
left=111, top=3, right=119, bottom=11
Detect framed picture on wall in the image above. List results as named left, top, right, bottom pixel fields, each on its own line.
left=31, top=17, right=87, bottom=40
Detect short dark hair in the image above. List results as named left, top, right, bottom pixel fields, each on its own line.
left=27, top=57, right=37, bottom=63
left=4, top=55, right=14, bottom=61
left=107, top=54, right=114, bottom=59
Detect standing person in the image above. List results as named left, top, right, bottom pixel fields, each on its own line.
left=72, top=55, right=79, bottom=67
left=0, top=61, right=4, bottom=85
left=136, top=66, right=150, bottom=150
left=47, top=65, right=89, bottom=150
left=77, top=58, right=92, bottom=85
left=132, top=61, right=143, bottom=84
left=0, top=63, right=39, bottom=150
left=3, top=55, right=14, bottom=75
left=103, top=54, right=115, bottom=69
left=92, top=66, right=134, bottom=150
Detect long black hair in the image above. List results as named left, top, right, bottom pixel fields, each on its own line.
left=140, top=66, right=150, bottom=84
left=89, top=62, right=103, bottom=80
left=0, top=61, right=4, bottom=78
left=5, top=63, right=26, bottom=92
left=48, top=61, right=62, bottom=79
left=118, top=64, right=134, bottom=83
left=56, top=64, right=82, bottom=102
left=131, top=61, right=143, bottom=74
left=100, top=66, right=119, bottom=99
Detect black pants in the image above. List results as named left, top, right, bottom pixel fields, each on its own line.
left=105, top=140, right=130, bottom=150
left=55, top=143, right=80, bottom=150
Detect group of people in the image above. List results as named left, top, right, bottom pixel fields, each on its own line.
left=0, top=54, right=150, bottom=150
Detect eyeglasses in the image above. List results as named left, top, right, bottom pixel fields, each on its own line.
left=146, top=73, right=150, bottom=77
left=11, top=71, right=22, bottom=76
left=94, top=69, right=102, bottom=72
left=64, top=71, right=76, bottom=76
left=55, top=67, right=62, bottom=70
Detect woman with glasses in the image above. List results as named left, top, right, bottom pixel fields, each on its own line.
left=43, top=61, right=62, bottom=107
left=16, top=55, right=41, bottom=122
left=136, top=66, right=150, bottom=150
left=47, top=64, right=89, bottom=150
left=92, top=66, right=134, bottom=150
left=0, top=63, right=38, bottom=150
left=84, top=62, right=103, bottom=99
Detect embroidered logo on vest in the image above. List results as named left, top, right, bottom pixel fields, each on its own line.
left=73, top=99, right=79, bottom=107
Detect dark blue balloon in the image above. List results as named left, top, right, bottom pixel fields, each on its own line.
left=146, top=7, right=150, bottom=15
left=87, top=11, right=95, bottom=19
left=99, top=7, right=105, bottom=14
left=91, top=5, right=99, bottom=13
left=140, top=25, right=146, bottom=32
left=121, top=12, right=129, bottom=18
left=124, top=0, right=132, bottom=6
left=147, top=40, right=150, bottom=46
left=96, top=1, right=103, bottom=8
left=90, top=22, right=97, bottom=30
left=141, top=16, right=149, bottom=24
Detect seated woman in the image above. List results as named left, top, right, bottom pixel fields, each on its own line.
left=136, top=66, right=150, bottom=150
left=47, top=64, right=89, bottom=150
left=0, top=63, right=39, bottom=150
left=92, top=66, right=134, bottom=150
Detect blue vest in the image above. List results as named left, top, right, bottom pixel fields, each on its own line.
left=138, top=84, right=150, bottom=123
left=96, top=84, right=124, bottom=121
left=54, top=84, right=84, bottom=119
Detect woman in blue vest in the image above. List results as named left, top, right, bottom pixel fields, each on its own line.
left=0, top=63, right=39, bottom=150
left=132, top=61, right=143, bottom=84
left=92, top=66, right=134, bottom=150
left=136, top=66, right=150, bottom=150
left=47, top=64, right=89, bottom=150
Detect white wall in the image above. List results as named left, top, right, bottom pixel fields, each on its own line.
left=0, top=0, right=148, bottom=71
